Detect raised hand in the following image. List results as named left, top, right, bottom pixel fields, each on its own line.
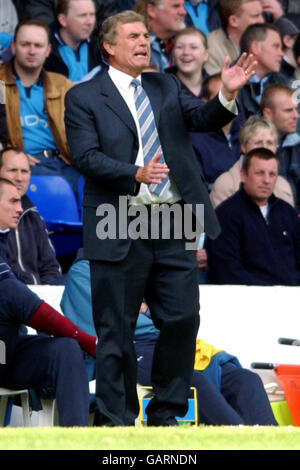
left=221, top=53, right=257, bottom=101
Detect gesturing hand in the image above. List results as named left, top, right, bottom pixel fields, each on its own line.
left=221, top=53, right=257, bottom=101
left=135, top=152, right=169, bottom=185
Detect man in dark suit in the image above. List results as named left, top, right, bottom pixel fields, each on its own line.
left=64, top=10, right=256, bottom=426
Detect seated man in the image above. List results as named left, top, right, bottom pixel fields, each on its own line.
left=44, top=0, right=103, bottom=83
left=207, top=147, right=300, bottom=285
left=0, top=177, right=96, bottom=426
left=261, top=83, right=300, bottom=208
left=0, top=147, right=63, bottom=285
left=238, top=22, right=288, bottom=119
left=60, top=255, right=277, bottom=426
left=0, top=18, right=80, bottom=193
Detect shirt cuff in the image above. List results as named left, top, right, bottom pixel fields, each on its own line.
left=218, top=90, right=238, bottom=115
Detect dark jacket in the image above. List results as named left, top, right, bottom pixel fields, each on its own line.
left=44, top=27, right=103, bottom=79
left=5, top=195, right=63, bottom=285
left=0, top=230, right=41, bottom=323
left=0, top=230, right=41, bottom=381
left=0, top=103, right=8, bottom=146
left=277, top=132, right=300, bottom=207
left=207, top=186, right=300, bottom=285
left=189, top=112, right=245, bottom=188
left=238, top=73, right=288, bottom=119
left=65, top=70, right=236, bottom=261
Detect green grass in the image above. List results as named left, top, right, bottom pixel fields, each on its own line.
left=0, top=426, right=299, bottom=450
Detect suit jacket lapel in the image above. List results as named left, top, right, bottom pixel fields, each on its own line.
left=97, top=71, right=138, bottom=137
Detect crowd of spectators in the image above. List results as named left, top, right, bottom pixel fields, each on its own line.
left=1, top=0, right=300, bottom=427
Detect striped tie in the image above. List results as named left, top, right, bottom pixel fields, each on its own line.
left=132, top=78, right=170, bottom=197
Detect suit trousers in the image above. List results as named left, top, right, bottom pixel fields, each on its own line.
left=90, top=212, right=200, bottom=425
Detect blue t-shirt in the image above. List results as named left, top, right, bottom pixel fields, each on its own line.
left=185, top=2, right=210, bottom=35
left=15, top=78, right=56, bottom=155
left=58, top=41, right=89, bottom=83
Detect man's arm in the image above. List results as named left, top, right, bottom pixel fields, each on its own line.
left=179, top=53, right=257, bottom=132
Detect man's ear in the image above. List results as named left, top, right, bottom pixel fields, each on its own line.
left=240, top=168, right=246, bottom=183
left=103, top=41, right=114, bottom=57
left=45, top=43, right=51, bottom=59
left=262, top=106, right=272, bottom=121
left=57, top=13, right=67, bottom=28
left=250, top=40, right=260, bottom=56
left=10, top=40, right=16, bottom=56
left=228, top=14, right=238, bottom=29
left=146, top=3, right=157, bottom=21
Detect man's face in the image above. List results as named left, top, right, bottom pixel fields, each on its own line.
left=263, top=91, right=299, bottom=136
left=241, top=156, right=279, bottom=206
left=147, top=0, right=186, bottom=39
left=58, top=0, right=96, bottom=43
left=172, top=33, right=208, bottom=75
left=0, top=183, right=23, bottom=231
left=11, top=25, right=51, bottom=72
left=253, top=30, right=284, bottom=75
left=104, top=22, right=150, bottom=77
left=0, top=151, right=31, bottom=197
left=231, top=1, right=264, bottom=34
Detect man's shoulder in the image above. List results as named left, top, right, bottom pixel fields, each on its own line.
left=19, top=197, right=45, bottom=229
left=207, top=28, right=226, bottom=40
left=216, top=189, right=246, bottom=216
left=0, top=61, right=14, bottom=84
left=142, top=71, right=181, bottom=95
left=272, top=194, right=298, bottom=215
left=207, top=28, right=232, bottom=47
left=71, top=68, right=108, bottom=90
left=142, top=71, right=178, bottom=86
left=44, top=69, right=73, bottom=88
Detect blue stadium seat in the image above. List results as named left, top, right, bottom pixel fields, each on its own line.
left=27, top=175, right=83, bottom=256
left=137, top=386, right=198, bottom=426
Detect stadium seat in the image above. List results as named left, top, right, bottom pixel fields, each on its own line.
left=137, top=385, right=198, bottom=426
left=0, top=388, right=31, bottom=427
left=27, top=175, right=83, bottom=256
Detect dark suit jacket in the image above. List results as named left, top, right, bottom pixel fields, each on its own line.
left=64, top=70, right=236, bottom=262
